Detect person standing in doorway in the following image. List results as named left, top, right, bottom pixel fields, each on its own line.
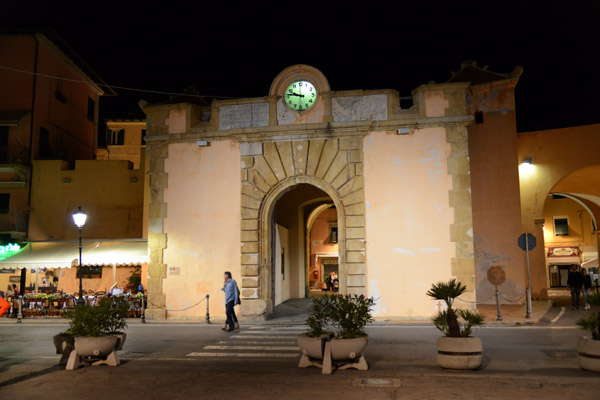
left=567, top=265, right=583, bottom=310
left=582, top=268, right=592, bottom=310
left=12, top=284, right=19, bottom=296
left=221, top=271, right=240, bottom=332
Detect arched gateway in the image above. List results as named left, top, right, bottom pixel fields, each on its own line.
left=142, top=64, right=475, bottom=319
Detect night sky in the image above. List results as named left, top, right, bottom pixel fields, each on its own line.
left=5, top=1, right=600, bottom=132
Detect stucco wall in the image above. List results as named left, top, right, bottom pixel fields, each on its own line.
left=163, top=141, right=241, bottom=318
left=363, top=129, right=455, bottom=317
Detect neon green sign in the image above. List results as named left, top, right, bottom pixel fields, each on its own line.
left=0, top=243, right=21, bottom=261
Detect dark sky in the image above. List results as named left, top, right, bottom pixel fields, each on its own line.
left=6, top=1, right=600, bottom=132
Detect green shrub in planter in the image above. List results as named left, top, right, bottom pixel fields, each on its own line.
left=305, top=295, right=336, bottom=337
left=576, top=293, right=600, bottom=340
left=330, top=295, right=375, bottom=339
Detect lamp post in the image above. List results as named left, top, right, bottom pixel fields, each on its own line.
left=72, top=206, right=87, bottom=306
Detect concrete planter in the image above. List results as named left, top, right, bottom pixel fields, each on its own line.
left=436, top=336, right=483, bottom=370
left=74, top=336, right=118, bottom=357
left=297, top=334, right=329, bottom=360
left=577, top=336, right=600, bottom=372
left=330, top=336, right=368, bottom=361
left=112, top=333, right=127, bottom=351
left=53, top=335, right=74, bottom=364
left=66, top=336, right=120, bottom=370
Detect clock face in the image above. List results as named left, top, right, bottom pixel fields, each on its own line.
left=284, top=80, right=318, bottom=112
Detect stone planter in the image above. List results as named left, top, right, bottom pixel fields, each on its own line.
left=577, top=336, right=600, bottom=372
left=297, top=333, right=329, bottom=360
left=53, top=335, right=74, bottom=364
left=112, top=333, right=127, bottom=351
left=74, top=336, right=118, bottom=357
left=329, top=336, right=368, bottom=361
left=436, top=336, right=483, bottom=370
left=66, top=336, right=119, bottom=370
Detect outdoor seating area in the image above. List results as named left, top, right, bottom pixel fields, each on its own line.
left=4, top=291, right=147, bottom=319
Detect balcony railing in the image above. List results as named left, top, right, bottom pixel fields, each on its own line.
left=0, top=145, right=30, bottom=165
left=0, top=211, right=29, bottom=233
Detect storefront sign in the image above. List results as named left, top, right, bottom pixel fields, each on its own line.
left=168, top=266, right=181, bottom=275
left=547, top=247, right=579, bottom=257
left=0, top=243, right=22, bottom=261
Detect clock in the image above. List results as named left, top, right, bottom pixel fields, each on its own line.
left=284, top=80, right=318, bottom=112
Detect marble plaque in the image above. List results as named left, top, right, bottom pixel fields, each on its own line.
left=332, top=94, right=387, bottom=122
left=219, top=103, right=269, bottom=130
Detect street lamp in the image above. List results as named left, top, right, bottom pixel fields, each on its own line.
left=72, top=206, right=87, bottom=306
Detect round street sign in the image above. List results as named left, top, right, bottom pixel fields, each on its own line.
left=518, top=233, right=536, bottom=251
left=487, top=266, right=506, bottom=286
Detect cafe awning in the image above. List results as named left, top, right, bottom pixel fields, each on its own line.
left=548, top=256, right=581, bottom=265
left=0, top=239, right=148, bottom=269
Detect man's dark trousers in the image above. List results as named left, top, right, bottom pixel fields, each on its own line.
left=225, top=300, right=236, bottom=331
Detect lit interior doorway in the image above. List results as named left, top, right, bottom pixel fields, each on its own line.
left=271, top=184, right=339, bottom=307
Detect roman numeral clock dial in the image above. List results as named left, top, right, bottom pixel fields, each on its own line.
left=284, top=80, right=317, bottom=112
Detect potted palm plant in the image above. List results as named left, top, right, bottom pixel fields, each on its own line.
left=427, top=279, right=484, bottom=370
left=575, top=293, right=600, bottom=372
left=298, top=295, right=336, bottom=367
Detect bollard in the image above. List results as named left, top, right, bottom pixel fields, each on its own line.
left=205, top=294, right=210, bottom=324
left=495, top=289, right=502, bottom=321
left=141, top=295, right=146, bottom=324
left=17, top=295, right=22, bottom=323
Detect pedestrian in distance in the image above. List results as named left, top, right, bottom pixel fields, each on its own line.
left=567, top=265, right=583, bottom=310
left=221, top=271, right=240, bottom=332
left=582, top=268, right=592, bottom=310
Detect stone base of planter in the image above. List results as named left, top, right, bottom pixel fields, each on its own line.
left=577, top=336, right=600, bottom=373
left=53, top=335, right=74, bottom=365
left=436, top=336, right=483, bottom=370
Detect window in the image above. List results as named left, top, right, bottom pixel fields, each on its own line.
left=475, top=111, right=484, bottom=124
left=0, top=194, right=9, bottom=214
left=39, top=127, right=52, bottom=157
left=554, top=217, right=569, bottom=236
left=141, top=129, right=146, bottom=145
left=107, top=129, right=125, bottom=145
left=87, top=97, right=95, bottom=122
left=0, top=126, right=8, bottom=162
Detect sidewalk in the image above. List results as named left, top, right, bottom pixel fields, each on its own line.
left=1, top=300, right=554, bottom=327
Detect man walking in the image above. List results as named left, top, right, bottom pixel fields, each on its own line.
left=567, top=265, right=583, bottom=310
left=221, top=271, right=240, bottom=332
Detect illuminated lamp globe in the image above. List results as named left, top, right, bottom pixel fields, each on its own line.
left=72, top=206, right=87, bottom=229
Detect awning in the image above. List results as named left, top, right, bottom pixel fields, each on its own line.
left=582, top=258, right=598, bottom=269
left=548, top=256, right=581, bottom=265
left=0, top=239, right=148, bottom=269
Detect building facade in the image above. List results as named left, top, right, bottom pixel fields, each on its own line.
left=142, top=65, right=476, bottom=319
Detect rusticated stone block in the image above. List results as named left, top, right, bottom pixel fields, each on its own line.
left=347, top=263, right=366, bottom=275
left=148, top=263, right=166, bottom=279
left=346, top=239, right=366, bottom=251
left=306, top=139, right=325, bottom=176
left=242, top=277, right=259, bottom=288
left=451, top=257, right=475, bottom=276
left=241, top=242, right=259, bottom=254
left=324, top=151, right=348, bottom=183
left=241, top=288, right=258, bottom=299
left=248, top=169, right=271, bottom=193
left=254, top=156, right=278, bottom=186
left=276, top=141, right=295, bottom=177
left=241, top=230, right=258, bottom=242
left=452, top=174, right=471, bottom=190
left=449, top=190, right=472, bottom=207
left=342, top=189, right=364, bottom=207
left=241, top=207, right=259, bottom=219
left=241, top=253, right=259, bottom=265
left=450, top=224, right=473, bottom=243
left=345, top=216, right=365, bottom=228
left=241, top=194, right=261, bottom=210
left=445, top=126, right=467, bottom=143
left=241, top=219, right=258, bottom=231
left=263, top=143, right=286, bottom=181
left=293, top=140, right=309, bottom=175
left=241, top=264, right=259, bottom=276
left=345, top=203, right=365, bottom=216
left=455, top=274, right=475, bottom=292
left=315, top=139, right=338, bottom=179
left=149, top=203, right=167, bottom=219
left=339, top=136, right=362, bottom=150
left=346, top=227, right=365, bottom=239
left=447, top=158, right=470, bottom=175
left=148, top=233, right=167, bottom=249
left=347, top=251, right=366, bottom=263
left=346, top=274, right=366, bottom=287
left=241, top=156, right=254, bottom=169
left=348, top=150, right=362, bottom=163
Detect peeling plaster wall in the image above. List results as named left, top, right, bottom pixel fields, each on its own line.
left=363, top=129, right=455, bottom=317
left=163, top=141, right=241, bottom=318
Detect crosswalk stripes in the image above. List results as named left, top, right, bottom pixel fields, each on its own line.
left=186, top=326, right=305, bottom=359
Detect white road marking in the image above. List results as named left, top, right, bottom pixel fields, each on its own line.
left=218, top=341, right=296, bottom=345
left=186, top=352, right=298, bottom=358
left=229, top=335, right=299, bottom=339
left=551, top=307, right=566, bottom=323
left=203, top=345, right=299, bottom=351
left=236, top=331, right=300, bottom=335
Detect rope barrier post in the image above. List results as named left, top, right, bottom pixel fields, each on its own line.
left=205, top=294, right=210, bottom=324
left=141, top=295, right=146, bottom=324
left=17, top=295, right=22, bottom=323
left=495, top=288, right=502, bottom=321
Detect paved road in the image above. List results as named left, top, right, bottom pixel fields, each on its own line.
left=0, top=306, right=598, bottom=399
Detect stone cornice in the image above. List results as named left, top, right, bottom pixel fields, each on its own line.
left=144, top=114, right=474, bottom=144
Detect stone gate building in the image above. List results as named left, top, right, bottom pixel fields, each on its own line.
left=141, top=65, right=475, bottom=319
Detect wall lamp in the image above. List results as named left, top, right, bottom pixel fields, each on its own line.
left=519, top=155, right=534, bottom=174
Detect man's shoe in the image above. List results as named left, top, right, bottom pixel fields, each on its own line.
left=235, top=324, right=240, bottom=330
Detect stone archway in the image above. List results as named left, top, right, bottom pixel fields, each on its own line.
left=239, top=137, right=366, bottom=317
